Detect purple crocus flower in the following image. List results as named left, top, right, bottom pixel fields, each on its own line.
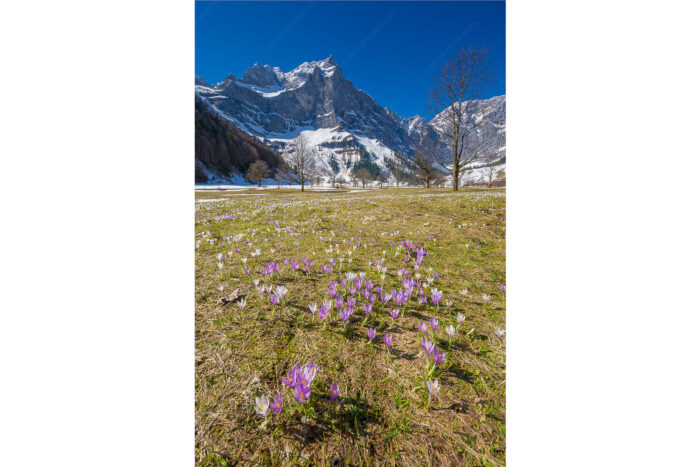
left=367, top=327, right=377, bottom=342
left=431, top=289, right=443, bottom=306
left=269, top=293, right=280, bottom=307
left=282, top=364, right=300, bottom=388
left=383, top=333, right=393, bottom=349
left=418, top=321, right=428, bottom=334
left=421, top=337, right=436, bottom=357
left=363, top=303, right=373, bottom=315
left=354, top=277, right=362, bottom=290
left=270, top=394, right=284, bottom=414
left=293, top=383, right=311, bottom=403
left=347, top=297, right=356, bottom=309
left=319, top=303, right=330, bottom=321
left=433, top=349, right=446, bottom=366
left=302, top=258, right=312, bottom=274
left=430, top=317, right=439, bottom=331
left=340, top=307, right=352, bottom=324
left=498, top=284, right=506, bottom=295
left=335, top=297, right=344, bottom=310
left=330, top=382, right=340, bottom=402
left=389, top=308, right=400, bottom=320
left=328, top=281, right=338, bottom=297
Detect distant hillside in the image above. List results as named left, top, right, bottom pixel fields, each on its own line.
left=195, top=98, right=283, bottom=183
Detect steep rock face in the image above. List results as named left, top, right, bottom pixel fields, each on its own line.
left=194, top=98, right=282, bottom=183
left=429, top=96, right=506, bottom=162
left=195, top=56, right=504, bottom=181
left=429, top=95, right=506, bottom=164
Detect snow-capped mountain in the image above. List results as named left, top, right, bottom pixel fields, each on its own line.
left=195, top=56, right=504, bottom=181
left=429, top=95, right=506, bottom=164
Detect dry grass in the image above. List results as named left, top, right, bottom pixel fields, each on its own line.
left=195, top=187, right=505, bottom=465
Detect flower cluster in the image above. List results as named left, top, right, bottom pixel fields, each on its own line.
left=282, top=361, right=319, bottom=404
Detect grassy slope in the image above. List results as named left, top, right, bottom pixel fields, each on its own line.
left=195, top=187, right=506, bottom=466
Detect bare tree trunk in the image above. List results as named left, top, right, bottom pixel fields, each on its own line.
left=301, top=179, right=304, bottom=192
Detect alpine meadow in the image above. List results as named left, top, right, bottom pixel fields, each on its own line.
left=195, top=2, right=506, bottom=465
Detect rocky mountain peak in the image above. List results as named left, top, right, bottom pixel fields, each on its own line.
left=241, top=63, right=281, bottom=88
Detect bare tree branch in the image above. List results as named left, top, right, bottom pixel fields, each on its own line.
left=286, top=134, right=317, bottom=192
left=427, top=47, right=494, bottom=191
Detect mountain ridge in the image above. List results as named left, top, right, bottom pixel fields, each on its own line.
left=195, top=56, right=504, bottom=183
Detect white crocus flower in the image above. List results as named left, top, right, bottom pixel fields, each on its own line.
left=428, top=380, right=440, bottom=396
left=254, top=396, right=269, bottom=415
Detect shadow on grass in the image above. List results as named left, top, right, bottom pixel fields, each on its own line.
left=445, top=365, right=477, bottom=384
left=285, top=391, right=382, bottom=444
left=433, top=401, right=470, bottom=414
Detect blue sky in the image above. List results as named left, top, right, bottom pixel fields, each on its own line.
left=195, top=1, right=504, bottom=119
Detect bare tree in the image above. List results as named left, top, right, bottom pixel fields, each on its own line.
left=246, top=160, right=269, bottom=187
left=388, top=153, right=407, bottom=187
left=427, top=47, right=494, bottom=191
left=462, top=169, right=474, bottom=187
left=376, top=174, right=386, bottom=188
left=484, top=164, right=502, bottom=187
left=287, top=134, right=317, bottom=192
left=414, top=136, right=440, bottom=188
left=274, top=161, right=290, bottom=188
left=355, top=168, right=372, bottom=188
left=432, top=170, right=448, bottom=188
left=350, top=171, right=359, bottom=187
left=335, top=175, right=345, bottom=189
left=497, top=168, right=506, bottom=186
